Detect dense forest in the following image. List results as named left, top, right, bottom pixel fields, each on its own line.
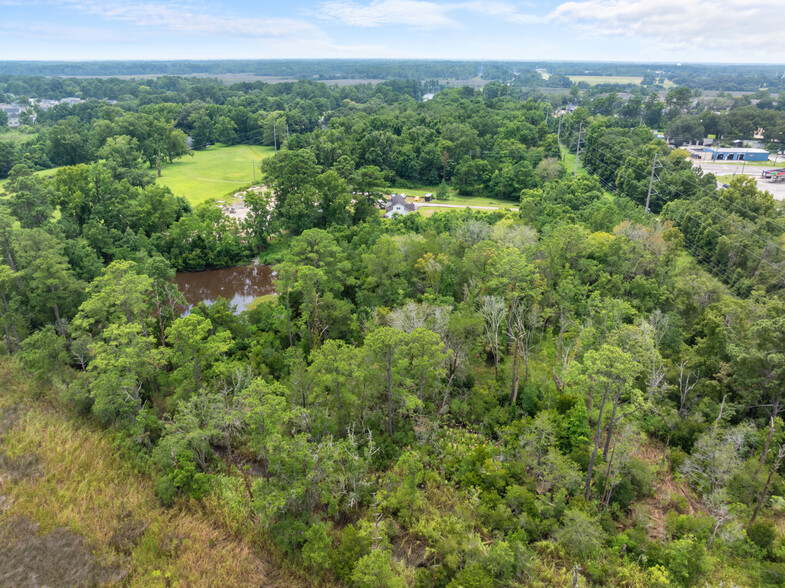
left=2, top=59, right=785, bottom=92
left=2, top=72, right=785, bottom=587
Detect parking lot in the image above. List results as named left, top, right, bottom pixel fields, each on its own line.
left=695, top=162, right=785, bottom=201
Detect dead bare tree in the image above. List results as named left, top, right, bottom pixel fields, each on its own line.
left=678, top=359, right=699, bottom=417
left=479, top=295, right=507, bottom=379
left=748, top=443, right=785, bottom=532
left=755, top=399, right=784, bottom=465
left=553, top=308, right=578, bottom=395
left=706, top=491, right=733, bottom=549
left=509, top=300, right=541, bottom=406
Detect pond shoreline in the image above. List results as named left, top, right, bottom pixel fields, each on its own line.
left=174, top=262, right=276, bottom=314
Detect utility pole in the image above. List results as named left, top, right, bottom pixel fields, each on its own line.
left=645, top=153, right=661, bottom=213
left=574, top=122, right=583, bottom=177
left=273, top=122, right=278, bottom=153
left=557, top=115, right=563, bottom=148
left=252, top=159, right=256, bottom=183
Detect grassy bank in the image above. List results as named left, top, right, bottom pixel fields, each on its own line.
left=0, top=359, right=300, bottom=587
left=157, top=143, right=275, bottom=205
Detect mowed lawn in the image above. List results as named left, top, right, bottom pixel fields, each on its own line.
left=157, top=143, right=274, bottom=205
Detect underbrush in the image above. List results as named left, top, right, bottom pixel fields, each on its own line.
left=0, top=358, right=297, bottom=587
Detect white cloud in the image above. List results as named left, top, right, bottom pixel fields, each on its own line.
left=0, top=21, right=129, bottom=42
left=320, top=0, right=459, bottom=28
left=549, top=0, right=785, bottom=50
left=3, top=0, right=323, bottom=40
left=319, top=0, right=546, bottom=29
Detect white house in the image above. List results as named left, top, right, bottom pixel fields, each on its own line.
left=384, top=194, right=416, bottom=218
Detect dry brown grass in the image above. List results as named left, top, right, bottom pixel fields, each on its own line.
left=0, top=359, right=304, bottom=587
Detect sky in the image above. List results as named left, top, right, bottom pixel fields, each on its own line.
left=0, top=0, right=784, bottom=64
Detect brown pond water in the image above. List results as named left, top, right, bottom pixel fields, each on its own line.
left=174, top=264, right=276, bottom=314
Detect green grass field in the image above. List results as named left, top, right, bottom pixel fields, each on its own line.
left=567, top=75, right=676, bottom=88
left=0, top=132, right=36, bottom=144
left=156, top=143, right=274, bottom=205
left=560, top=145, right=589, bottom=178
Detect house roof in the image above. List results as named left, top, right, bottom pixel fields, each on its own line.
left=704, top=147, right=769, bottom=154
left=385, top=194, right=416, bottom=213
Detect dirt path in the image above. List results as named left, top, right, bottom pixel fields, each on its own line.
left=416, top=202, right=519, bottom=211
left=632, top=439, right=706, bottom=540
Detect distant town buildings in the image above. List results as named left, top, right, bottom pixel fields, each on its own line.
left=0, top=96, right=85, bottom=127
left=0, top=103, right=23, bottom=127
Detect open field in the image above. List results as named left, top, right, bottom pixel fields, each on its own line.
left=567, top=75, right=676, bottom=88
left=157, top=144, right=274, bottom=205
left=0, top=132, right=36, bottom=144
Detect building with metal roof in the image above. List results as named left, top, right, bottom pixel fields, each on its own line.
left=702, top=147, right=770, bottom=162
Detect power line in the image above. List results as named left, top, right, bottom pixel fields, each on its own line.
left=587, top=133, right=785, bottom=231
left=580, top=143, right=785, bottom=284
left=645, top=153, right=661, bottom=213
left=582, top=139, right=785, bottom=260
left=580, top=155, right=744, bottom=285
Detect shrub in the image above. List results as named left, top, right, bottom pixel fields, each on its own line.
left=302, top=522, right=332, bottom=573
left=153, top=452, right=211, bottom=506
left=609, top=478, right=636, bottom=510
left=664, top=534, right=709, bottom=586
left=332, top=524, right=373, bottom=582
left=749, top=520, right=777, bottom=556
left=351, top=549, right=406, bottom=588
left=446, top=563, right=492, bottom=588
left=555, top=510, right=607, bottom=561
left=665, top=512, right=712, bottom=542
left=760, top=562, right=785, bottom=586
left=626, top=457, right=655, bottom=498
left=485, top=540, right=515, bottom=580
left=270, top=514, right=309, bottom=555
left=668, top=448, right=687, bottom=473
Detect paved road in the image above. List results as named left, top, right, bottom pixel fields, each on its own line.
left=416, top=202, right=519, bottom=211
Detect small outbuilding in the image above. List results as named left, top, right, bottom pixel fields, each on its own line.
left=385, top=194, right=416, bottom=218
left=424, top=193, right=433, bottom=202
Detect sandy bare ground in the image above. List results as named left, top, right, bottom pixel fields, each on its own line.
left=219, top=184, right=271, bottom=222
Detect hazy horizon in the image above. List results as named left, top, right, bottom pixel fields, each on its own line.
left=1, top=0, right=784, bottom=65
